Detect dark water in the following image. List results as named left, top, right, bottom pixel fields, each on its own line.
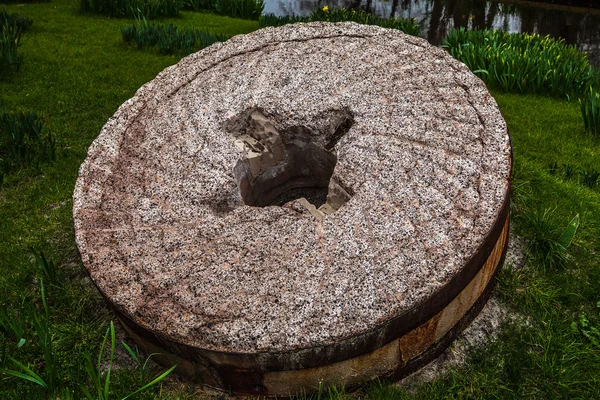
left=263, top=0, right=600, bottom=66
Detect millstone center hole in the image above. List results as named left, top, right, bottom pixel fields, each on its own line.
left=230, top=109, right=354, bottom=214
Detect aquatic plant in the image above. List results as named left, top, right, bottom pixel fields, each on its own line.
left=80, top=0, right=183, bottom=19
left=259, top=7, right=421, bottom=36
left=580, top=88, right=600, bottom=136
left=184, top=0, right=264, bottom=20
left=443, top=28, right=599, bottom=97
left=122, top=19, right=229, bottom=54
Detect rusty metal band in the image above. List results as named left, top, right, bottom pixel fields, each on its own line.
left=393, top=240, right=507, bottom=381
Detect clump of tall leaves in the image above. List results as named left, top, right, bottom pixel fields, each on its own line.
left=80, top=322, right=176, bottom=400
left=184, top=0, right=263, bottom=20
left=0, top=251, right=176, bottom=399
left=517, top=207, right=580, bottom=270
left=80, top=0, right=183, bottom=19
left=0, top=110, right=56, bottom=178
left=310, top=7, right=420, bottom=36
left=443, top=28, right=599, bottom=97
left=122, top=17, right=228, bottom=55
left=258, top=13, right=305, bottom=27
left=580, top=87, right=600, bottom=136
left=259, top=7, right=421, bottom=36
left=0, top=0, right=49, bottom=3
left=0, top=20, right=23, bottom=77
left=0, top=10, right=33, bottom=31
left=0, top=11, right=33, bottom=78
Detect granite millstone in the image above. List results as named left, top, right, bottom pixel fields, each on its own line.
left=73, top=22, right=511, bottom=355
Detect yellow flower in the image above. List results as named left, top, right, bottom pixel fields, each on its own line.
left=322, top=5, right=329, bottom=12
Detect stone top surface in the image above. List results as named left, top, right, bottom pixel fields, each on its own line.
left=73, top=22, right=511, bottom=354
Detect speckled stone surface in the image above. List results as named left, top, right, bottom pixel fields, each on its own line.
left=73, top=22, right=511, bottom=354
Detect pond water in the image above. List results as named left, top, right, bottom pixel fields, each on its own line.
left=263, top=0, right=600, bottom=66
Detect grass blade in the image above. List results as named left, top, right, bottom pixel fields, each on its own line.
left=557, top=214, right=580, bottom=250
left=3, top=357, right=47, bottom=388
left=122, top=364, right=176, bottom=400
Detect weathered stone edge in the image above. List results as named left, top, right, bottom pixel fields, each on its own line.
left=113, top=210, right=509, bottom=395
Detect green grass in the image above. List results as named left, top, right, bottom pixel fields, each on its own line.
left=1, top=0, right=600, bottom=398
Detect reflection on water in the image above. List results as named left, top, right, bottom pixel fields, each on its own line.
left=263, top=0, right=600, bottom=66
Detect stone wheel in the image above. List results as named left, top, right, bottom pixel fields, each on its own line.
left=73, top=22, right=512, bottom=395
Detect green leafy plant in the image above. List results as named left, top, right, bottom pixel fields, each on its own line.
left=556, top=213, right=580, bottom=251
left=0, top=109, right=56, bottom=175
left=0, top=300, right=26, bottom=348
left=519, top=208, right=579, bottom=269
left=258, top=13, right=305, bottom=27
left=443, top=28, right=599, bottom=97
left=572, top=301, right=600, bottom=348
left=32, top=248, right=60, bottom=286
left=0, top=20, right=22, bottom=76
left=1, top=281, right=176, bottom=399
left=184, top=0, right=263, bottom=20
left=580, top=87, right=600, bottom=136
left=121, top=342, right=162, bottom=387
left=0, top=10, right=33, bottom=31
left=81, top=321, right=176, bottom=400
left=80, top=0, right=183, bottom=19
left=259, top=7, right=421, bottom=36
left=310, top=7, right=420, bottom=36
left=122, top=18, right=229, bottom=55
left=2, top=280, right=61, bottom=396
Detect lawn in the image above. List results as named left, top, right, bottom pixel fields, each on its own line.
left=1, top=0, right=600, bottom=398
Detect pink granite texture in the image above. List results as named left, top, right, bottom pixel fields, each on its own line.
left=73, top=22, right=511, bottom=354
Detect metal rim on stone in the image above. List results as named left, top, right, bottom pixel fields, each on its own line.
left=73, top=22, right=512, bottom=395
